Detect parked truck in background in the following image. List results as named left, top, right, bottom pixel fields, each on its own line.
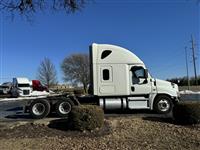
left=12, top=77, right=32, bottom=97
left=32, top=80, right=48, bottom=92
left=0, top=78, right=49, bottom=98
left=0, top=78, right=32, bottom=97
left=0, top=43, right=180, bottom=119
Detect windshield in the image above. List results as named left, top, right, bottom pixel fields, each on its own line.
left=18, top=84, right=30, bottom=87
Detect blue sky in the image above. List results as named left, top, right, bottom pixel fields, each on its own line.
left=0, top=0, right=199, bottom=84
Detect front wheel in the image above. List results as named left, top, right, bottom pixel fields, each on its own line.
left=153, top=95, right=173, bottom=114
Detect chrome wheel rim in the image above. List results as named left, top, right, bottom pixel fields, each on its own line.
left=59, top=102, right=71, bottom=114
left=157, top=99, right=170, bottom=112
left=32, top=103, right=45, bottom=116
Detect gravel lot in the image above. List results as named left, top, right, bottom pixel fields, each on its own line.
left=0, top=116, right=200, bottom=150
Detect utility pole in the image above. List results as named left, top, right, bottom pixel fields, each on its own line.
left=191, top=34, right=198, bottom=85
left=185, top=47, right=190, bottom=90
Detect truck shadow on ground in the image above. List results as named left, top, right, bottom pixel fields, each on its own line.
left=6, top=107, right=23, bottom=111
left=48, top=119, right=69, bottom=131
left=5, top=114, right=32, bottom=119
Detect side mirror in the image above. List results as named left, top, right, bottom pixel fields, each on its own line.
left=144, top=69, right=148, bottom=79
left=143, top=79, right=148, bottom=84
left=142, top=70, right=148, bottom=84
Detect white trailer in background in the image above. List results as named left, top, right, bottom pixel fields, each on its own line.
left=0, top=43, right=180, bottom=119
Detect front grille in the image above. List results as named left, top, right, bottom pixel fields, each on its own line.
left=23, top=90, right=30, bottom=95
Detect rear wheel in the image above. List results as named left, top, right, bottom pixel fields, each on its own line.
left=29, top=99, right=50, bottom=119
left=153, top=95, right=173, bottom=114
left=55, top=98, right=74, bottom=117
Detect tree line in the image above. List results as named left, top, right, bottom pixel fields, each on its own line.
left=167, top=76, right=200, bottom=86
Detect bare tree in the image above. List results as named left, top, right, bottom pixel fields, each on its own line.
left=37, top=57, right=57, bottom=88
left=0, top=0, right=90, bottom=19
left=61, top=53, right=89, bottom=93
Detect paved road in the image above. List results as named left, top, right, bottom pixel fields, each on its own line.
left=0, top=100, right=30, bottom=121
left=180, top=93, right=200, bottom=101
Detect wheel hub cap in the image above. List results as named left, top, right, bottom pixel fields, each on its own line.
left=59, top=102, right=71, bottom=114
left=158, top=99, right=170, bottom=112
left=32, top=103, right=45, bottom=116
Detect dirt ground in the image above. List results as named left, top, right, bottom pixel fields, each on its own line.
left=0, top=116, right=200, bottom=150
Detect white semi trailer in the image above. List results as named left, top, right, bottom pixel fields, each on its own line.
left=0, top=43, right=180, bottom=119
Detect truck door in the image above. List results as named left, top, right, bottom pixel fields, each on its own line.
left=129, top=65, right=152, bottom=95
left=98, top=66, right=115, bottom=95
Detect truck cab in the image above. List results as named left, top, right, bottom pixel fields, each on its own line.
left=90, top=43, right=179, bottom=114
left=12, top=77, right=32, bottom=97
left=32, top=80, right=48, bottom=92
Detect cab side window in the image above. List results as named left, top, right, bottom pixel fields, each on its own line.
left=131, top=66, right=146, bottom=84
left=101, top=66, right=113, bottom=82
left=103, top=69, right=110, bottom=80
left=101, top=50, right=112, bottom=59
left=134, top=68, right=145, bottom=78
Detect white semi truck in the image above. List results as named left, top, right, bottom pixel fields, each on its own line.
left=0, top=43, right=180, bottom=119
left=12, top=77, right=32, bottom=97
left=0, top=77, right=50, bottom=98
left=89, top=43, right=179, bottom=113
left=0, top=78, right=32, bottom=97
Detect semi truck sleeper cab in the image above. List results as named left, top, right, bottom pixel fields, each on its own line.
left=89, top=43, right=179, bottom=114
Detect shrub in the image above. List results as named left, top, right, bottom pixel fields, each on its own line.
left=173, top=102, right=200, bottom=125
left=68, top=105, right=104, bottom=131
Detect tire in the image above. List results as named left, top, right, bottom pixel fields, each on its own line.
left=153, top=95, right=173, bottom=114
left=55, top=98, right=74, bottom=117
left=29, top=99, right=50, bottom=119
